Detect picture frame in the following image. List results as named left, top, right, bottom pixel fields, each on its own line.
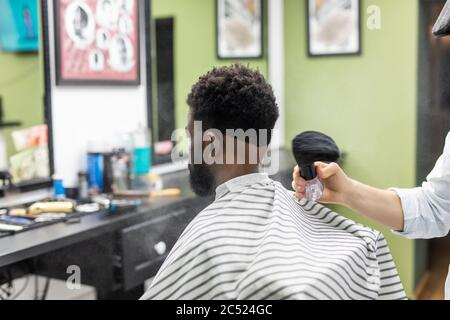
left=306, top=0, right=361, bottom=57
left=216, top=0, right=263, bottom=60
left=53, top=0, right=140, bottom=86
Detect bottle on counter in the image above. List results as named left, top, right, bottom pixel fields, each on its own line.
left=52, top=174, right=66, bottom=199
left=86, top=139, right=110, bottom=195
left=131, top=124, right=152, bottom=189
left=132, top=124, right=152, bottom=174
left=111, top=148, right=131, bottom=192
left=78, top=172, right=89, bottom=200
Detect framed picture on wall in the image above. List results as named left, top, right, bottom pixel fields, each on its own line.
left=54, top=0, right=140, bottom=86
left=307, top=0, right=361, bottom=57
left=216, top=0, right=263, bottom=59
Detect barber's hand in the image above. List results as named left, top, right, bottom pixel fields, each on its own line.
left=292, top=162, right=353, bottom=205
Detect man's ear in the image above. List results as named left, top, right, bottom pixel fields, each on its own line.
left=202, top=131, right=215, bottom=152
left=204, top=131, right=215, bottom=142
left=203, top=130, right=224, bottom=164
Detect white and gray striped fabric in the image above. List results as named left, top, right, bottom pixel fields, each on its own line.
left=141, top=173, right=407, bottom=300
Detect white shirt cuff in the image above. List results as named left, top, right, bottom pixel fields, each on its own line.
left=389, top=187, right=421, bottom=237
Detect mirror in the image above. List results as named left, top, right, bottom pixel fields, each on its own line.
left=150, top=0, right=268, bottom=164
left=0, top=0, right=50, bottom=192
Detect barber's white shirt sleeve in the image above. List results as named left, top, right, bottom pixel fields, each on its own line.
left=391, top=132, right=450, bottom=240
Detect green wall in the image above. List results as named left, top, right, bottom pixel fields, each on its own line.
left=0, top=51, right=44, bottom=157
left=152, top=0, right=268, bottom=131
left=284, top=0, right=418, bottom=297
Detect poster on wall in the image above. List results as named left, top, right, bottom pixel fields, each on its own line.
left=54, top=0, right=140, bottom=85
left=307, top=0, right=361, bottom=57
left=216, top=0, right=263, bottom=59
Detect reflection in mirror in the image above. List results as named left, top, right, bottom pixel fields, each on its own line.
left=0, top=0, right=49, bottom=193
left=153, top=17, right=175, bottom=164
left=151, top=0, right=268, bottom=165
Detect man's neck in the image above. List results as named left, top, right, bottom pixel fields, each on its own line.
left=214, top=164, right=260, bottom=189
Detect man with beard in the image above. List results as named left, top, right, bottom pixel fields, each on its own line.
left=141, top=64, right=406, bottom=300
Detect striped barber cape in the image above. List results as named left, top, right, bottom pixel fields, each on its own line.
left=141, top=173, right=407, bottom=300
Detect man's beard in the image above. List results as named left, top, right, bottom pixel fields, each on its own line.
left=188, top=163, right=216, bottom=197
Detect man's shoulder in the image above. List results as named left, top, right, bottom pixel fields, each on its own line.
left=277, top=185, right=383, bottom=250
